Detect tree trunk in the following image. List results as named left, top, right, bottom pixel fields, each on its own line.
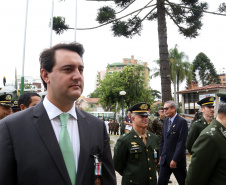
left=176, top=74, right=180, bottom=107
left=173, top=80, right=176, bottom=104
left=157, top=0, right=172, bottom=104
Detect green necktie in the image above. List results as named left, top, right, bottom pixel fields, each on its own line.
left=59, top=113, right=76, bottom=185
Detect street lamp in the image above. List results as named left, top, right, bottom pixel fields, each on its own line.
left=119, top=91, right=126, bottom=135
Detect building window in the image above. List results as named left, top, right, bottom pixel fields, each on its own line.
left=223, top=78, right=226, bottom=81
left=109, top=72, right=112, bottom=74
left=118, top=67, right=121, bottom=69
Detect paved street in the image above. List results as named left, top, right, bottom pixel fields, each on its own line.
left=110, top=134, right=191, bottom=185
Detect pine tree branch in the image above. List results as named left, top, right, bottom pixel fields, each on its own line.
left=115, top=0, right=136, bottom=14
left=129, top=1, right=156, bottom=25
left=165, top=8, right=182, bottom=30
left=165, top=1, right=226, bottom=17
left=133, top=0, right=155, bottom=18
left=77, top=4, right=157, bottom=30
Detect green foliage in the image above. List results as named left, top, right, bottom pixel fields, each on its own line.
left=115, top=0, right=134, bottom=8
left=97, top=64, right=153, bottom=111
left=96, top=6, right=116, bottom=23
left=53, top=16, right=69, bottom=35
left=88, top=88, right=100, bottom=98
left=192, top=52, right=221, bottom=86
left=150, top=89, right=161, bottom=100
left=219, top=3, right=226, bottom=13
left=111, top=17, right=142, bottom=38
left=95, top=0, right=208, bottom=39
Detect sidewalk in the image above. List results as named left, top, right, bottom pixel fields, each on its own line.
left=110, top=134, right=191, bottom=185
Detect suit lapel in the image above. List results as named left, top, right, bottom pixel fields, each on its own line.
left=75, top=108, right=91, bottom=185
left=33, top=101, right=72, bottom=185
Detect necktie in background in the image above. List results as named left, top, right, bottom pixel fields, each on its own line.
left=167, top=120, right=172, bottom=132
left=59, top=113, right=76, bottom=185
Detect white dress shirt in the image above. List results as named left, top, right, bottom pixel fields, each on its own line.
left=43, top=97, right=80, bottom=172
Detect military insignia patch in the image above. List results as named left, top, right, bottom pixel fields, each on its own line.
left=139, top=104, right=148, bottom=110
left=5, top=95, right=11, bottom=100
left=209, top=97, right=214, bottom=101
left=220, top=127, right=226, bottom=138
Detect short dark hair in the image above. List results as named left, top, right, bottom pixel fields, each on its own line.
left=218, top=102, right=226, bottom=115
left=18, top=92, right=40, bottom=109
left=39, top=42, right=85, bottom=90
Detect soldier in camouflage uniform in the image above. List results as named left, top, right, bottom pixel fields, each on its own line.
left=148, top=107, right=165, bottom=142
left=186, top=92, right=226, bottom=185
left=186, top=96, right=215, bottom=154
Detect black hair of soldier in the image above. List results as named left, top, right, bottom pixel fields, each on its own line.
left=18, top=92, right=40, bottom=109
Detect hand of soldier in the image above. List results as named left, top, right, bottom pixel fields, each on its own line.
left=158, top=157, right=161, bottom=165
left=170, top=160, right=177, bottom=169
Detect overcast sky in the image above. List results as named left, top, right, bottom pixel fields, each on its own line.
left=0, top=0, right=226, bottom=97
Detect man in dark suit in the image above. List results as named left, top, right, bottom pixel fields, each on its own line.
left=0, top=42, right=116, bottom=185
left=158, top=101, right=188, bottom=185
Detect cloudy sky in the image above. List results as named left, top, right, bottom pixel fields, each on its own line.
left=0, top=0, right=226, bottom=96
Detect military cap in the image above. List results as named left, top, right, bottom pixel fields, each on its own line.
left=0, top=94, right=12, bottom=107
left=128, top=102, right=150, bottom=116
left=216, top=92, right=226, bottom=103
left=197, top=96, right=215, bottom=106
left=11, top=100, right=19, bottom=110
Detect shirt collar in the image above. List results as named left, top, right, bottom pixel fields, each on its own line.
left=43, top=97, right=77, bottom=120
left=169, top=113, right=177, bottom=123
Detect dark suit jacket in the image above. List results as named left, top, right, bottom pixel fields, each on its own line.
left=159, top=114, right=188, bottom=169
left=0, top=101, right=116, bottom=185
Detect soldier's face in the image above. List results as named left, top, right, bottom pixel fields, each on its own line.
left=201, top=106, right=214, bottom=118
left=132, top=114, right=149, bottom=129
left=28, top=96, right=41, bottom=108
left=0, top=105, right=11, bottom=119
left=158, top=110, right=165, bottom=119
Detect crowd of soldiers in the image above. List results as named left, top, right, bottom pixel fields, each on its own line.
left=105, top=119, right=120, bottom=135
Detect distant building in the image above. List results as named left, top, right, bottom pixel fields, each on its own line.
left=76, top=97, right=101, bottom=112
left=177, top=82, right=226, bottom=117
left=219, top=73, right=226, bottom=85
left=17, top=75, right=43, bottom=92
left=95, top=55, right=150, bottom=89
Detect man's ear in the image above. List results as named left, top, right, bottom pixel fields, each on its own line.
left=20, top=104, right=27, bottom=111
left=40, top=68, right=50, bottom=84
left=131, top=116, right=135, bottom=122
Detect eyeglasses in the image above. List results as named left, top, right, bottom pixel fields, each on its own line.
left=163, top=107, right=170, bottom=110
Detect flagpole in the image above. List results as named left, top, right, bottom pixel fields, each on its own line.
left=50, top=0, right=54, bottom=47
left=74, top=0, right=78, bottom=41
left=21, top=0, right=29, bottom=95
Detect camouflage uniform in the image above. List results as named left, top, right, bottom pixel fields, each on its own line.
left=113, top=121, right=119, bottom=135
left=148, top=118, right=163, bottom=143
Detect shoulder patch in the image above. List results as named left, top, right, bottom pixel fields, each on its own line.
left=206, top=127, right=216, bottom=136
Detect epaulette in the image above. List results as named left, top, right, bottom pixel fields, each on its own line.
left=122, top=132, right=130, bottom=138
